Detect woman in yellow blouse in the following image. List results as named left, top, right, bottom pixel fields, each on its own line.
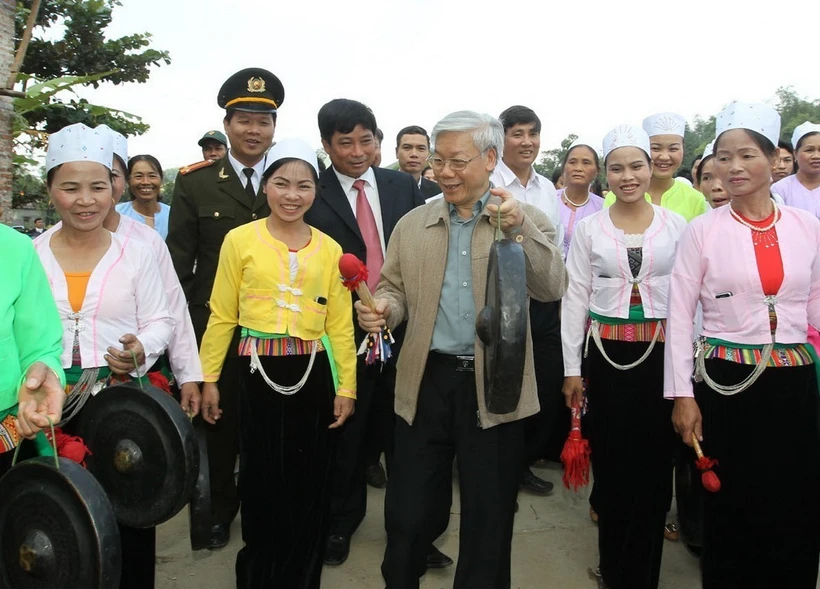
left=199, top=138, right=356, bottom=589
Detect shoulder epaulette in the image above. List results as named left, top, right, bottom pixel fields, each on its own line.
left=179, top=159, right=218, bottom=176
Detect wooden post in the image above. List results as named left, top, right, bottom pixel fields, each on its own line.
left=7, top=0, right=42, bottom=89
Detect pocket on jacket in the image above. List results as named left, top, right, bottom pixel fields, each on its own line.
left=198, top=205, right=237, bottom=245
left=712, top=292, right=750, bottom=334
left=300, top=299, right=328, bottom=336
left=239, top=288, right=275, bottom=324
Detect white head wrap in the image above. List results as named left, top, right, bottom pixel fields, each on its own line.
left=95, top=124, right=128, bottom=167
left=264, top=138, right=319, bottom=176
left=715, top=102, right=780, bottom=149
left=791, top=121, right=820, bottom=150
left=602, top=124, right=651, bottom=161
left=46, top=123, right=114, bottom=173
left=642, top=112, right=686, bottom=138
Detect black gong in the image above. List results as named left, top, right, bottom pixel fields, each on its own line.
left=675, top=440, right=704, bottom=557
left=0, top=456, right=121, bottom=589
left=476, top=239, right=528, bottom=415
left=73, top=382, right=198, bottom=528
left=188, top=416, right=213, bottom=551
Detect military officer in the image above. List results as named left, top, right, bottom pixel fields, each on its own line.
left=199, top=129, right=229, bottom=161
left=167, top=67, right=284, bottom=550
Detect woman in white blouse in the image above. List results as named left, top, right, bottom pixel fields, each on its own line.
left=562, top=125, right=686, bottom=589
left=35, top=123, right=174, bottom=589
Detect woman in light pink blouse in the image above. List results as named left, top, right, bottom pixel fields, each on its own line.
left=666, top=103, right=820, bottom=589
left=556, top=138, right=604, bottom=256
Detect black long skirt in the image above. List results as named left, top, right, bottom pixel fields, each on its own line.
left=235, top=352, right=337, bottom=589
left=586, top=340, right=674, bottom=589
left=695, top=359, right=820, bottom=589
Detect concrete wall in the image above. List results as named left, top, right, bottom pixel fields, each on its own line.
left=0, top=0, right=15, bottom=224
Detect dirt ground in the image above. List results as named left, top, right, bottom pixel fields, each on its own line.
left=153, top=462, right=719, bottom=589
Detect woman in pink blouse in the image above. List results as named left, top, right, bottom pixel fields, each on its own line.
left=666, top=103, right=820, bottom=589
left=556, top=138, right=604, bottom=256
left=562, top=125, right=686, bottom=589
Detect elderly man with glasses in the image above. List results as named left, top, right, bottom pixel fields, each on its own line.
left=356, top=111, right=567, bottom=589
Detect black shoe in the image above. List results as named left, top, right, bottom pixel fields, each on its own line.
left=208, top=523, right=230, bottom=550
left=520, top=468, right=554, bottom=495
left=365, top=463, right=387, bottom=489
left=323, top=534, right=350, bottom=566
left=426, top=545, right=453, bottom=569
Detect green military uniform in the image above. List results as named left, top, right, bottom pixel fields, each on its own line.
left=165, top=67, right=284, bottom=545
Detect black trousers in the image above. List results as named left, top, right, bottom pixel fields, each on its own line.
left=696, top=360, right=820, bottom=589
left=329, top=358, right=396, bottom=538
left=194, top=312, right=241, bottom=528
left=235, top=353, right=337, bottom=589
left=523, top=300, right=566, bottom=468
left=382, top=353, right=526, bottom=589
left=587, top=340, right=673, bottom=589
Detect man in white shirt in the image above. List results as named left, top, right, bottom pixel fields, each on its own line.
left=492, top=105, right=565, bottom=498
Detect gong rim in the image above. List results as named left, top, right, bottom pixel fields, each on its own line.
left=74, top=382, right=198, bottom=528
left=188, top=417, right=212, bottom=551
left=0, top=457, right=121, bottom=589
left=480, top=239, right=528, bottom=415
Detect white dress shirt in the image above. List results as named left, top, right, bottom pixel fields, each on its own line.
left=333, top=166, right=386, bottom=254
left=228, top=151, right=266, bottom=195
left=491, top=159, right=565, bottom=250
left=561, top=205, right=687, bottom=376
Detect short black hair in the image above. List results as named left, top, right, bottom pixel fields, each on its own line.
left=715, top=129, right=777, bottom=159
left=128, top=154, right=164, bottom=179
left=778, top=139, right=797, bottom=174
left=498, top=105, right=541, bottom=134
left=375, top=128, right=384, bottom=144
left=224, top=108, right=277, bottom=124
left=34, top=217, right=43, bottom=223
left=560, top=144, right=601, bottom=175
left=262, top=157, right=319, bottom=185
left=396, top=125, right=430, bottom=149
left=318, top=99, right=378, bottom=143
left=551, top=168, right=563, bottom=184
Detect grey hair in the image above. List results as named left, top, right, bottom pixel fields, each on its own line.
left=431, top=111, right=504, bottom=158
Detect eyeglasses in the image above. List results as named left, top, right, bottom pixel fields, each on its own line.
left=426, top=150, right=486, bottom=171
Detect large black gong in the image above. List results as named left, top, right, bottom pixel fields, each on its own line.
left=675, top=440, right=704, bottom=557
left=0, top=456, right=121, bottom=589
left=73, top=382, right=198, bottom=528
left=476, top=239, right=528, bottom=414
left=188, top=416, right=212, bottom=551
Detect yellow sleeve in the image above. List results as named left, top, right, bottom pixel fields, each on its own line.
left=324, top=243, right=357, bottom=399
left=200, top=231, right=243, bottom=382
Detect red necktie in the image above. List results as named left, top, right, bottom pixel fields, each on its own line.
left=353, top=179, right=384, bottom=292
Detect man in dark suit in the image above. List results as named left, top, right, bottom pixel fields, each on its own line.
left=166, top=67, right=284, bottom=550
left=395, top=125, right=441, bottom=200
left=305, top=99, right=451, bottom=570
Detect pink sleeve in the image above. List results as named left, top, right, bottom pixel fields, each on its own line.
left=663, top=222, right=704, bottom=398
left=807, top=219, right=820, bottom=331
left=561, top=218, right=594, bottom=377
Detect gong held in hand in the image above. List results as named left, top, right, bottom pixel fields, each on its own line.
left=475, top=236, right=528, bottom=415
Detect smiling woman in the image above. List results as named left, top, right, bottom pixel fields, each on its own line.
left=117, top=154, right=171, bottom=239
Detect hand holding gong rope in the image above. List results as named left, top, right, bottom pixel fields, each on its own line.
left=16, top=362, right=66, bottom=439
left=486, top=188, right=524, bottom=233
left=105, top=333, right=146, bottom=375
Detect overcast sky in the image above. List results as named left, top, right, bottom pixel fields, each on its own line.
left=69, top=0, right=820, bottom=169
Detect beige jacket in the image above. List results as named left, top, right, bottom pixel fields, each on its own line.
left=376, top=195, right=568, bottom=429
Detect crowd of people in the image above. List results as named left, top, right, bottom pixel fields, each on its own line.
left=1, top=64, right=819, bottom=589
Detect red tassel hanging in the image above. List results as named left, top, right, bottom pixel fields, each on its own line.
left=146, top=371, right=171, bottom=394
left=560, top=402, right=591, bottom=492
left=692, top=434, right=721, bottom=492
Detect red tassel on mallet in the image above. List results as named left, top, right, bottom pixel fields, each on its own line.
left=692, top=433, right=721, bottom=493
left=560, top=402, right=591, bottom=492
